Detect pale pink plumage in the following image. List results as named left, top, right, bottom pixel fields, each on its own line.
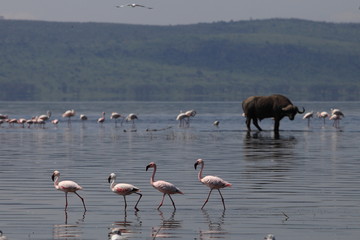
left=52, top=170, right=86, bottom=211
left=98, top=112, right=105, bottom=124
left=108, top=173, right=142, bottom=211
left=194, top=158, right=231, bottom=209
left=146, top=162, right=183, bottom=210
left=62, top=109, right=75, bottom=124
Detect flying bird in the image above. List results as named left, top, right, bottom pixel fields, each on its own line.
left=51, top=170, right=86, bottom=211
left=116, top=4, right=153, bottom=9
left=108, top=173, right=142, bottom=211
left=146, top=162, right=183, bottom=210
left=194, top=158, right=232, bottom=209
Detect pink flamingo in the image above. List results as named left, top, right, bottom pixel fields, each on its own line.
left=98, top=112, right=105, bottom=124
left=146, top=162, right=183, bottom=210
left=317, top=111, right=329, bottom=125
left=194, top=159, right=232, bottom=210
left=302, top=111, right=313, bottom=127
left=108, top=173, right=142, bottom=211
left=176, top=111, right=188, bottom=127
left=126, top=113, right=138, bottom=127
left=51, top=170, right=86, bottom=211
left=62, top=110, right=75, bottom=124
left=110, top=112, right=123, bottom=127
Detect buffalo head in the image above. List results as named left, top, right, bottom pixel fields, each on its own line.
left=281, top=105, right=305, bottom=120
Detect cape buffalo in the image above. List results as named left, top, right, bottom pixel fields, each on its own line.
left=242, top=94, right=305, bottom=132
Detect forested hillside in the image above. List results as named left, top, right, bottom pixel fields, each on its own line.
left=0, top=18, right=359, bottom=101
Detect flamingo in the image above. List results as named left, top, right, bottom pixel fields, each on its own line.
left=302, top=111, right=313, bottom=127
left=126, top=113, right=138, bottom=127
left=0, top=230, right=7, bottom=240
left=110, top=112, right=123, bottom=127
left=194, top=159, right=232, bottom=210
left=80, top=114, right=88, bottom=121
left=116, top=3, right=153, bottom=9
left=51, top=119, right=59, bottom=125
left=108, top=173, right=142, bottom=211
left=265, top=234, right=276, bottom=240
left=17, top=118, right=27, bottom=128
left=62, top=110, right=75, bottom=124
left=330, top=114, right=342, bottom=128
left=176, top=112, right=188, bottom=127
left=146, top=162, right=183, bottom=210
left=51, top=170, right=86, bottom=211
left=317, top=111, right=329, bottom=125
left=38, top=110, right=51, bottom=121
left=98, top=112, right=105, bottom=124
left=331, top=108, right=345, bottom=117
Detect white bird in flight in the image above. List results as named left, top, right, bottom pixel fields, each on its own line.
left=116, top=4, right=153, bottom=9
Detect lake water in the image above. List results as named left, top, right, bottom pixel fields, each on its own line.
left=0, top=101, right=359, bottom=240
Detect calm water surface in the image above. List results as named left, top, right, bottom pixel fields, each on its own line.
left=0, top=101, right=359, bottom=240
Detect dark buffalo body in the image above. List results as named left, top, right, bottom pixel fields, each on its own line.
left=242, top=94, right=304, bottom=132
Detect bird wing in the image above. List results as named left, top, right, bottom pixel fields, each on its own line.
left=201, top=175, right=231, bottom=189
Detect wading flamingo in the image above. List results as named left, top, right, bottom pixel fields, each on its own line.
left=98, top=112, right=105, bottom=124
left=0, top=230, right=8, bottom=240
left=52, top=170, right=86, bottom=211
left=194, top=159, right=232, bottom=210
left=62, top=110, right=75, bottom=124
left=302, top=111, right=313, bottom=127
left=317, top=111, right=329, bottom=125
left=126, top=113, right=138, bottom=127
left=146, top=162, right=183, bottom=210
left=110, top=112, right=123, bottom=127
left=108, top=173, right=142, bottom=211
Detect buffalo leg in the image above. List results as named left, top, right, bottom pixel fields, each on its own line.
left=274, top=119, right=280, bottom=132
left=252, top=118, right=262, bottom=131
left=245, top=118, right=252, bottom=131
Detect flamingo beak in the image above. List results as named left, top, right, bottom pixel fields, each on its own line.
left=107, top=176, right=111, bottom=183
left=51, top=173, right=55, bottom=181
left=194, top=162, right=198, bottom=170
left=146, top=165, right=150, bottom=171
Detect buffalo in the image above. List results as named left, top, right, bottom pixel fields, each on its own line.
left=242, top=94, right=305, bottom=132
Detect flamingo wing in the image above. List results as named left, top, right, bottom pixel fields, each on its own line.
left=113, top=183, right=140, bottom=195
left=201, top=175, right=232, bottom=189
left=153, top=180, right=182, bottom=194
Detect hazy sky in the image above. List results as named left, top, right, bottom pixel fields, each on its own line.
left=1, top=0, right=359, bottom=25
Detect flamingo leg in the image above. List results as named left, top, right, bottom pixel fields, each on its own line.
left=64, top=192, right=68, bottom=211
left=158, top=193, right=166, bottom=210
left=217, top=189, right=226, bottom=210
left=74, top=192, right=87, bottom=211
left=201, top=188, right=214, bottom=209
left=168, top=194, right=176, bottom=210
left=134, top=193, right=142, bottom=211
left=123, top=195, right=128, bottom=210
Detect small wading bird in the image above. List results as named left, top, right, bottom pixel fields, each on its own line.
left=52, top=170, right=87, bottom=211
left=194, top=159, right=232, bottom=209
left=108, top=173, right=142, bottom=211
left=116, top=3, right=153, bottom=9
left=146, top=162, right=183, bottom=210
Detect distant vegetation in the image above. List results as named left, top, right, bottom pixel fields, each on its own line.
left=0, top=18, right=359, bottom=101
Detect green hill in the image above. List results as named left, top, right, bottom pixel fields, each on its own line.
left=0, top=18, right=359, bottom=101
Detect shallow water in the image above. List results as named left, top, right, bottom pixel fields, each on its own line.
left=0, top=101, right=359, bottom=240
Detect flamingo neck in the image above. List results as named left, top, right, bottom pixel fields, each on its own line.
left=53, top=176, right=60, bottom=189
left=150, top=166, right=157, bottom=185
left=198, top=162, right=204, bottom=181
left=110, top=178, right=116, bottom=190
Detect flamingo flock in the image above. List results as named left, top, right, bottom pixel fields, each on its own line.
left=52, top=159, right=232, bottom=212
left=301, top=108, right=345, bottom=128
